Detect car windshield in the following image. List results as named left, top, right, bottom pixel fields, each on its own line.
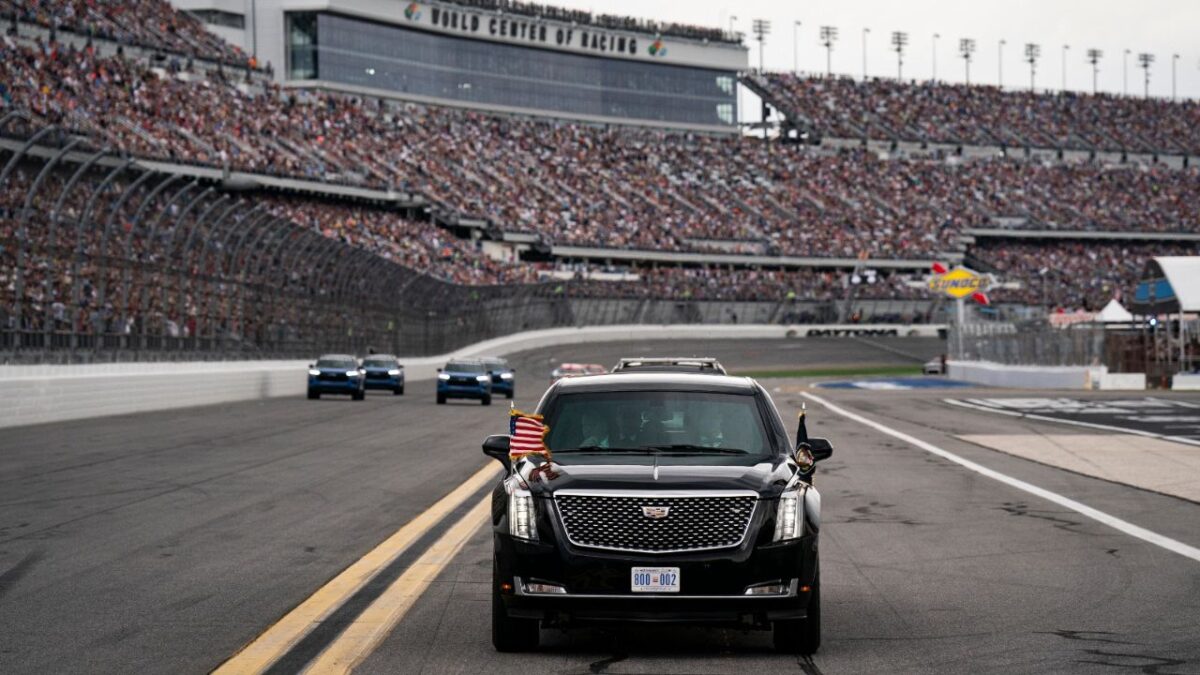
left=483, top=360, right=505, bottom=371
left=543, top=390, right=772, bottom=461
left=363, top=358, right=395, bottom=368
left=316, top=358, right=356, bottom=369
left=446, top=361, right=486, bottom=373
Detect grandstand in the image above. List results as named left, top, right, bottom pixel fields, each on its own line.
left=2, top=0, right=1200, bottom=363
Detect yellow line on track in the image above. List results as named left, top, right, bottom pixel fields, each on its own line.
left=213, top=464, right=497, bottom=675
left=302, top=496, right=492, bottom=675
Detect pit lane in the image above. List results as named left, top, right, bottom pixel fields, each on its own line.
left=1, top=337, right=1198, bottom=674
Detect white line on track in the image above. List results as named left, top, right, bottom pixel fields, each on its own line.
left=802, top=392, right=1200, bottom=564
left=942, top=397, right=1200, bottom=447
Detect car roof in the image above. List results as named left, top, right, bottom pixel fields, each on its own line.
left=318, top=354, right=356, bottom=361
left=363, top=353, right=397, bottom=360
left=550, top=372, right=756, bottom=394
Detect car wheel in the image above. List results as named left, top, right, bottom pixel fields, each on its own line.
left=481, top=395, right=492, bottom=406
left=492, top=564, right=538, bottom=652
left=773, top=573, right=820, bottom=655
left=505, top=391, right=514, bottom=400
left=307, top=390, right=319, bottom=400
left=394, top=385, right=404, bottom=396
left=353, top=390, right=365, bottom=401
left=437, top=393, right=446, bottom=405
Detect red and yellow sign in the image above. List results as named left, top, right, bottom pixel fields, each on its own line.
left=928, top=265, right=991, bottom=305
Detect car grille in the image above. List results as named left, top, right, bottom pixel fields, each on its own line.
left=365, top=371, right=390, bottom=379
left=450, top=376, right=476, bottom=385
left=318, top=373, right=348, bottom=382
left=554, top=492, right=758, bottom=553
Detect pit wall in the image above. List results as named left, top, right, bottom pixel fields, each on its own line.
left=948, top=361, right=1147, bottom=390
left=0, top=324, right=941, bottom=429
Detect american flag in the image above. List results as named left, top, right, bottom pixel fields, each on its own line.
left=509, top=407, right=550, bottom=460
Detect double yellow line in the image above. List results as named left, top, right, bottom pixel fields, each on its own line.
left=215, top=464, right=497, bottom=674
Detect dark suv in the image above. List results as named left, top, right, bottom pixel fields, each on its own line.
left=482, top=372, right=831, bottom=654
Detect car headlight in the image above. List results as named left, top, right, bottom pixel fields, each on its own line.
left=505, top=478, right=538, bottom=541
left=308, top=369, right=320, bottom=376
left=476, top=375, right=490, bottom=382
left=773, top=485, right=820, bottom=542
left=346, top=370, right=361, bottom=377
left=438, top=373, right=450, bottom=380
left=387, top=369, right=401, bottom=376
left=500, top=373, right=514, bottom=379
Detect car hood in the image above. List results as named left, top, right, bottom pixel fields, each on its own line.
left=518, top=457, right=793, bottom=499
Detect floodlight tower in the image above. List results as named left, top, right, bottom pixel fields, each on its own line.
left=1138, top=52, right=1154, bottom=98
left=892, top=31, right=908, bottom=80
left=1025, top=42, right=1041, bottom=91
left=960, top=38, right=976, bottom=84
left=932, top=33, right=940, bottom=81
left=1086, top=48, right=1103, bottom=94
left=820, top=25, right=838, bottom=76
left=1061, top=44, right=1070, bottom=90
left=1172, top=53, right=1179, bottom=101
left=752, top=19, right=771, bottom=72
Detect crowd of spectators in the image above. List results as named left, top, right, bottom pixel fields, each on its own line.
left=758, top=73, right=1200, bottom=156
left=444, top=0, right=738, bottom=44
left=2, top=0, right=250, bottom=66
left=970, top=239, right=1200, bottom=311
left=4, top=37, right=1199, bottom=266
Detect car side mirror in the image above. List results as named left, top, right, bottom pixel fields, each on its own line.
left=437, top=368, right=442, bottom=372
left=308, top=363, right=314, bottom=368
left=482, top=435, right=511, bottom=470
left=397, top=364, right=403, bottom=368
left=510, top=368, right=516, bottom=373
left=804, top=438, right=834, bottom=462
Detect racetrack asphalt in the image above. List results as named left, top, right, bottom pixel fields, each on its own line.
left=1, top=337, right=1198, bottom=674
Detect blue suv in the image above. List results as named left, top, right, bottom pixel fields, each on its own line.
left=308, top=354, right=365, bottom=401
left=480, top=357, right=515, bottom=399
left=437, top=359, right=493, bottom=405
left=361, top=354, right=405, bottom=395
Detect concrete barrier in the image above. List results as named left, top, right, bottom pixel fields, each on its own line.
left=948, top=360, right=1147, bottom=390
left=0, top=324, right=942, bottom=429
left=1174, top=374, right=1200, bottom=391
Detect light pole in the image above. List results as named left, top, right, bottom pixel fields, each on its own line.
left=1123, top=48, right=1130, bottom=96
left=932, top=33, right=940, bottom=81
left=1139, top=52, right=1154, bottom=98
left=752, top=19, right=771, bottom=73
left=862, top=27, right=870, bottom=80
left=1061, top=44, right=1069, bottom=91
left=1172, top=53, right=1179, bottom=100
left=892, top=31, right=908, bottom=80
left=793, top=21, right=801, bottom=73
left=960, top=38, right=976, bottom=84
left=1025, top=42, right=1040, bottom=91
left=1087, top=48, right=1103, bottom=94
left=729, top=15, right=738, bottom=34
left=820, top=26, right=838, bottom=76
left=999, top=39, right=1006, bottom=87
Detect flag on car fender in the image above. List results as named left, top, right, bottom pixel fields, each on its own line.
left=510, top=406, right=551, bottom=461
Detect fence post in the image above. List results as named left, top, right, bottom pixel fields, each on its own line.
left=138, top=184, right=209, bottom=345
left=118, top=174, right=180, bottom=350
left=95, top=169, right=157, bottom=355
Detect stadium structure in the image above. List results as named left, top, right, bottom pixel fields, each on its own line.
left=0, top=0, right=1197, bottom=381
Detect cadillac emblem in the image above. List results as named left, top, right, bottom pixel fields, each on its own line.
left=642, top=505, right=671, bottom=519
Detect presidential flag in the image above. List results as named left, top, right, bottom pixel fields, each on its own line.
left=509, top=407, right=551, bottom=461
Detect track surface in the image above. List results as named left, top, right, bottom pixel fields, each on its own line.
left=2, top=337, right=1199, bottom=674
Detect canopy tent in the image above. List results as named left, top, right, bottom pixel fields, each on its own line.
left=1096, top=298, right=1134, bottom=323
left=1131, top=256, right=1200, bottom=315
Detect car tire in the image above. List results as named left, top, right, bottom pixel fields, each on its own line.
left=481, top=394, right=492, bottom=406
left=394, top=385, right=404, bottom=396
left=437, top=393, right=446, bottom=405
left=773, top=573, right=820, bottom=655
left=505, top=391, right=514, bottom=400
left=492, top=566, right=538, bottom=652
left=307, top=390, right=319, bottom=400
left=353, top=390, right=365, bottom=401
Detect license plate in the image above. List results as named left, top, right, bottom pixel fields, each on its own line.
left=631, top=567, right=680, bottom=593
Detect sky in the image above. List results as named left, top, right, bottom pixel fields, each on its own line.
left=551, top=0, right=1200, bottom=100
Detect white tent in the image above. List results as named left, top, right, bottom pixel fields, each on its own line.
left=1096, top=298, right=1134, bottom=323
left=1154, top=257, right=1200, bottom=312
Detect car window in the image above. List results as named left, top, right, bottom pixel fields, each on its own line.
left=542, top=390, right=772, bottom=461
left=316, top=358, right=356, bottom=368
left=362, top=358, right=395, bottom=367
left=446, top=361, right=486, bottom=373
